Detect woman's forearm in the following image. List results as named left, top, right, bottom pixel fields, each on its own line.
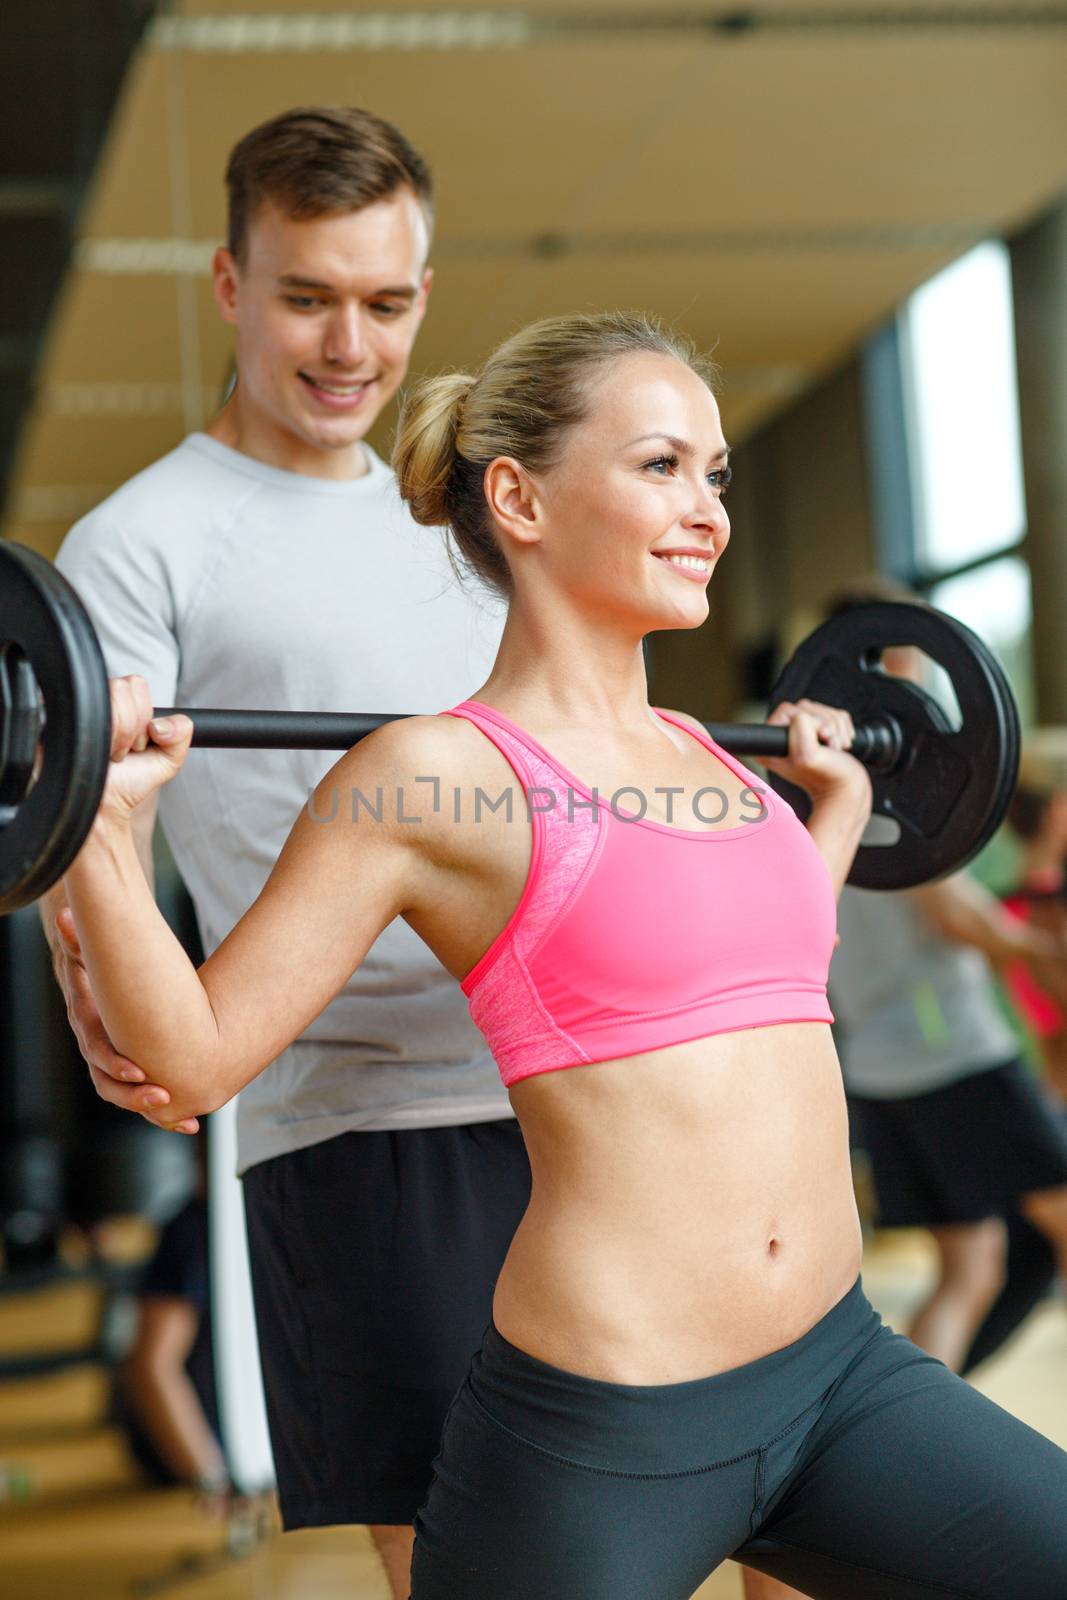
left=64, top=815, right=224, bottom=1119
left=806, top=781, right=873, bottom=898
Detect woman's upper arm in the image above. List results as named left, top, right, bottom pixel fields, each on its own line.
left=197, top=718, right=440, bottom=1101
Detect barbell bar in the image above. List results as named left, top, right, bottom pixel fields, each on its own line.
left=147, top=705, right=906, bottom=769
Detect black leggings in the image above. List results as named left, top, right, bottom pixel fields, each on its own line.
left=963, top=1206, right=1058, bottom=1375
left=411, top=1278, right=1067, bottom=1598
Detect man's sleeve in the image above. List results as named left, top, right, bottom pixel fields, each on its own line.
left=55, top=508, right=180, bottom=707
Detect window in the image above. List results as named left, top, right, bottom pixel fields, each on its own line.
left=929, top=554, right=1033, bottom=726
left=864, top=239, right=1033, bottom=717
left=863, top=242, right=1034, bottom=886
left=900, top=241, right=1027, bottom=577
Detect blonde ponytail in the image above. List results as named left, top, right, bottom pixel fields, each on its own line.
left=392, top=371, right=474, bottom=530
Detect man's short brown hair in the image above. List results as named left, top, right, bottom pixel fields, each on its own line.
left=225, top=106, right=433, bottom=264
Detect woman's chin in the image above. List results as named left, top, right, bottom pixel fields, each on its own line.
left=649, top=595, right=711, bottom=632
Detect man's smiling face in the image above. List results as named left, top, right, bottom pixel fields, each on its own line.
left=213, top=188, right=432, bottom=474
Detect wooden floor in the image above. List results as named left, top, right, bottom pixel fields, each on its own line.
left=2, top=1230, right=1065, bottom=1600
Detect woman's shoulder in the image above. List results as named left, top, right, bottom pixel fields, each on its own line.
left=327, top=707, right=497, bottom=794
left=326, top=709, right=520, bottom=867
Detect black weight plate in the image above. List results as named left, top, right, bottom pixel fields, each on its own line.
left=0, top=542, right=111, bottom=915
left=766, top=601, right=1020, bottom=890
left=0, top=645, right=41, bottom=812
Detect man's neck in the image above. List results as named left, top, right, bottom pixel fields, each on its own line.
left=205, top=394, right=370, bottom=481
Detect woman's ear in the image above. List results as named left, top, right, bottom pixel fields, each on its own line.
left=484, top=457, right=542, bottom=550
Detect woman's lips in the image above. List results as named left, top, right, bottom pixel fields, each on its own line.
left=652, top=553, right=712, bottom=584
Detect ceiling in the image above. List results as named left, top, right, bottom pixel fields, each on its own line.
left=5, top=0, right=1067, bottom=558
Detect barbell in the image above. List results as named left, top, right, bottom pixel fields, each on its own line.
left=0, top=539, right=1020, bottom=913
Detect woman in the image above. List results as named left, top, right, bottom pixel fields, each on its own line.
left=65, top=313, right=1067, bottom=1598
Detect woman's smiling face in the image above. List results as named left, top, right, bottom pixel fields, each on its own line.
left=529, top=351, right=731, bottom=632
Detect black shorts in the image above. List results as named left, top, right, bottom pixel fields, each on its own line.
left=412, top=1278, right=1067, bottom=1598
left=242, top=1119, right=531, bottom=1529
left=849, top=1057, right=1067, bottom=1227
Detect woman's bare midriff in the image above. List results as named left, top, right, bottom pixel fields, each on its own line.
left=399, top=712, right=863, bottom=1385
left=492, top=1021, right=863, bottom=1385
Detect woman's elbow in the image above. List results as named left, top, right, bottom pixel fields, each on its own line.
left=166, top=1081, right=231, bottom=1124
left=147, top=1058, right=233, bottom=1126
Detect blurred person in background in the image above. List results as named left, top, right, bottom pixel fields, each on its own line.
left=110, top=1150, right=230, bottom=1507
left=827, top=584, right=1067, bottom=1376
left=1002, top=736, right=1067, bottom=1106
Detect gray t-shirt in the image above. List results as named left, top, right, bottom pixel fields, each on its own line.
left=829, top=883, right=1018, bottom=1098
left=57, top=433, right=512, bottom=1172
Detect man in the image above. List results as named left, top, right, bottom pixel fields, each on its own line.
left=41, top=106, right=530, bottom=1599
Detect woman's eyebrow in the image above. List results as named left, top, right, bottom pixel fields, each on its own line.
left=625, top=433, right=730, bottom=463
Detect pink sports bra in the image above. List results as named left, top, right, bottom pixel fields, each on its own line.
left=441, top=699, right=837, bottom=1088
